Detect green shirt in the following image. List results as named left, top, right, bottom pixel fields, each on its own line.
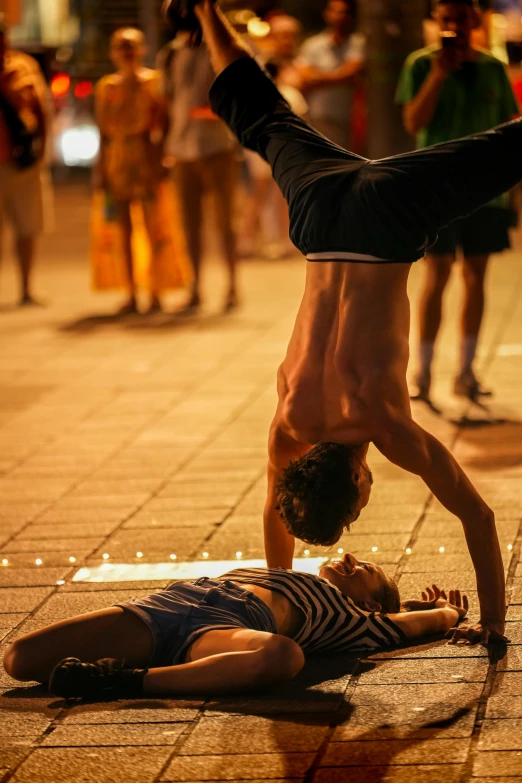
left=396, top=45, right=519, bottom=208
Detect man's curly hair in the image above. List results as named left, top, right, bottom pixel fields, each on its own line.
left=276, top=442, right=363, bottom=546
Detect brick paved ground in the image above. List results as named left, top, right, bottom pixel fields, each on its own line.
left=0, top=184, right=522, bottom=782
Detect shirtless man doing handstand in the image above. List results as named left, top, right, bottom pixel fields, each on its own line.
left=165, top=0, right=522, bottom=645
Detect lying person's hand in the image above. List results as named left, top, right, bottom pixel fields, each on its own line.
left=402, top=584, right=462, bottom=612
left=446, top=620, right=510, bottom=646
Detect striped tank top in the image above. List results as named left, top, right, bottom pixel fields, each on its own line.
left=219, top=567, right=405, bottom=654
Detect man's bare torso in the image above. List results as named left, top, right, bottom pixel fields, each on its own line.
left=273, top=261, right=413, bottom=454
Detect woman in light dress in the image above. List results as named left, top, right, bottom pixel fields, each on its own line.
left=92, top=28, right=191, bottom=314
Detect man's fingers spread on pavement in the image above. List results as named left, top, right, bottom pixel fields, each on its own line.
left=463, top=594, right=469, bottom=612
left=446, top=626, right=460, bottom=643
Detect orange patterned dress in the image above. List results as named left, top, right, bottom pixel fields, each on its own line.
left=91, top=68, right=192, bottom=292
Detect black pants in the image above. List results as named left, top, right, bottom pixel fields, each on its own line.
left=209, top=58, right=522, bottom=263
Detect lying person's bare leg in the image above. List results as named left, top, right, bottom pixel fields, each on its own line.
left=143, top=628, right=304, bottom=696
left=5, top=622, right=304, bottom=699
left=2, top=607, right=154, bottom=684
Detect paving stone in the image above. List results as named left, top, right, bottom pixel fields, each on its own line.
left=0, top=566, right=70, bottom=587
left=357, top=658, right=488, bottom=685
left=0, top=505, right=46, bottom=523
left=0, top=587, right=53, bottom=612
left=10, top=747, right=173, bottom=783
left=122, top=510, right=223, bottom=530
left=487, top=674, right=522, bottom=717
left=180, top=715, right=329, bottom=755
left=366, top=636, right=487, bottom=660
left=16, top=522, right=120, bottom=540
left=70, top=479, right=160, bottom=496
left=90, top=529, right=206, bottom=559
left=314, top=765, right=464, bottom=783
left=42, top=722, right=190, bottom=746
left=496, top=647, right=522, bottom=671
left=398, top=572, right=479, bottom=593
left=0, top=709, right=53, bottom=739
left=471, top=780, right=522, bottom=783
left=0, top=550, right=95, bottom=567
left=36, top=509, right=132, bottom=524
left=0, top=745, right=31, bottom=770
left=55, top=496, right=144, bottom=510
left=322, top=737, right=469, bottom=766
left=62, top=701, right=203, bottom=724
left=506, top=605, right=522, bottom=621
left=473, top=750, right=522, bottom=777
left=338, top=682, right=481, bottom=739
left=401, top=554, right=474, bottom=573
left=479, top=719, right=522, bottom=750
left=2, top=537, right=105, bottom=554
left=162, top=753, right=315, bottom=781
left=510, top=580, right=522, bottom=604
left=0, top=612, right=29, bottom=625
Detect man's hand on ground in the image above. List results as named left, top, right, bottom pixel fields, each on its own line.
left=446, top=620, right=510, bottom=646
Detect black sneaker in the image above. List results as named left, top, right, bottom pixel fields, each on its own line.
left=49, top=657, right=144, bottom=701
left=162, top=0, right=208, bottom=46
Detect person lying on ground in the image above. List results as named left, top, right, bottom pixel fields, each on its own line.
left=163, top=0, right=521, bottom=645
left=3, top=555, right=467, bottom=701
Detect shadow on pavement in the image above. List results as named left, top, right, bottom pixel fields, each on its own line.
left=0, top=653, right=485, bottom=782
left=56, top=309, right=238, bottom=334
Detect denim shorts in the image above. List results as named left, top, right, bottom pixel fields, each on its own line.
left=116, top=577, right=277, bottom=667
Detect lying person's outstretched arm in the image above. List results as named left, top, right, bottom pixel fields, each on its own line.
left=390, top=585, right=469, bottom=641
left=375, top=411, right=507, bottom=645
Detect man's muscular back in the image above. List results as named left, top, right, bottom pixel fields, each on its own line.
left=274, top=261, right=413, bottom=446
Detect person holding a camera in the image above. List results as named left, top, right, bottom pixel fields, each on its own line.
left=397, top=0, right=519, bottom=402
left=0, top=14, right=51, bottom=307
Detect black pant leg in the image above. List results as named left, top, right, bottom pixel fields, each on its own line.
left=209, top=57, right=366, bottom=207
left=379, top=118, right=522, bottom=243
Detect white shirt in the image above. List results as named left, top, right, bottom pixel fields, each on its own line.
left=296, top=31, right=365, bottom=125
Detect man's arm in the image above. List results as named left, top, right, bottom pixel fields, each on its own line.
left=402, top=49, right=462, bottom=135
left=374, top=411, right=506, bottom=642
left=265, top=424, right=308, bottom=569
left=296, top=59, right=363, bottom=92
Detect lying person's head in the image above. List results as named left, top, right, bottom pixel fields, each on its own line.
left=276, top=443, right=373, bottom=546
left=319, top=552, right=401, bottom=613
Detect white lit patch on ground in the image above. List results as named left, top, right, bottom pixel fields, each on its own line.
left=73, top=558, right=329, bottom=583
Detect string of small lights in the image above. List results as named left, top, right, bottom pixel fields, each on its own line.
left=0, top=542, right=515, bottom=569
